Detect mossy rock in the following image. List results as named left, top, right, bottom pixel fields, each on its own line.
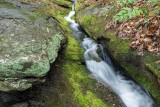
left=0, top=0, right=67, bottom=91
left=75, top=1, right=160, bottom=106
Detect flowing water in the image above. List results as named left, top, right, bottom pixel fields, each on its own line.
left=64, top=1, right=155, bottom=107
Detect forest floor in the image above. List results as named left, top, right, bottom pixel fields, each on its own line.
left=85, top=0, right=160, bottom=55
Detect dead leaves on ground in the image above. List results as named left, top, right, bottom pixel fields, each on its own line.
left=105, top=0, right=160, bottom=55
left=156, top=60, right=160, bottom=64
left=116, top=15, right=160, bottom=54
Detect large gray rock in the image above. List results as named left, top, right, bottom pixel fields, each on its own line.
left=0, top=0, right=65, bottom=91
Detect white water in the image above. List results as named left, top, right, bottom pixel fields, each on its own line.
left=65, top=2, right=155, bottom=107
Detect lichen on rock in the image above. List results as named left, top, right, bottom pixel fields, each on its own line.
left=0, top=0, right=66, bottom=91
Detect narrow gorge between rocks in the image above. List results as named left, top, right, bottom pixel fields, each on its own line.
left=0, top=0, right=159, bottom=107
left=64, top=1, right=155, bottom=107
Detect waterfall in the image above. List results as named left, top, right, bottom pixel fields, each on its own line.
left=64, top=1, right=155, bottom=107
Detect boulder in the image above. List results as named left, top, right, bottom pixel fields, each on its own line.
left=0, top=0, right=66, bottom=91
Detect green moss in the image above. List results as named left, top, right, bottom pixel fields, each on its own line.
left=27, top=12, right=45, bottom=21
left=44, top=0, right=70, bottom=31
left=47, top=1, right=69, bottom=17
left=78, top=14, right=103, bottom=39
left=144, top=55, right=160, bottom=79
left=80, top=15, right=93, bottom=26
left=62, top=35, right=108, bottom=107
left=51, top=0, right=72, bottom=8
left=0, top=1, right=18, bottom=9
left=105, top=31, right=130, bottom=54
left=75, top=0, right=85, bottom=11
left=146, top=64, right=160, bottom=79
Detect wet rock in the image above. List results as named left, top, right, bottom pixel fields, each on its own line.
left=85, top=50, right=102, bottom=62
left=99, top=5, right=114, bottom=16
left=10, top=0, right=40, bottom=9
left=0, top=92, right=22, bottom=106
left=92, top=8, right=99, bottom=14
left=0, top=0, right=66, bottom=91
left=0, top=8, right=28, bottom=20
left=11, top=102, right=29, bottom=107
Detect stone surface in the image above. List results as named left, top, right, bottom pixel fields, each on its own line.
left=11, top=102, right=29, bottom=107
left=0, top=0, right=65, bottom=91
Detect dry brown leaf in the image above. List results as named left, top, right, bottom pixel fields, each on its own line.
left=156, top=60, right=160, bottom=64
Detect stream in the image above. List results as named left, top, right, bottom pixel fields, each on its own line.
left=64, top=1, right=155, bottom=107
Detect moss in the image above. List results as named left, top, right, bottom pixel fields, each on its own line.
left=27, top=12, right=45, bottom=21
left=46, top=1, right=69, bottom=18
left=62, top=35, right=108, bottom=107
left=104, top=31, right=130, bottom=55
left=75, top=0, right=86, bottom=11
left=78, top=14, right=103, bottom=39
left=146, top=64, right=160, bottom=79
left=144, top=55, right=160, bottom=79
left=0, top=1, right=18, bottom=9
left=51, top=0, right=72, bottom=8
left=64, top=36, right=83, bottom=61
left=44, top=0, right=70, bottom=32
left=79, top=15, right=93, bottom=26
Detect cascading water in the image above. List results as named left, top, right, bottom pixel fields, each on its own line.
left=65, top=1, right=155, bottom=107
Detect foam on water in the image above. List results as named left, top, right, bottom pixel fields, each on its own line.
left=64, top=1, right=155, bottom=107
left=83, top=38, right=154, bottom=107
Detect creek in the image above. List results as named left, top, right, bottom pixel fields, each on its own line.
left=64, top=1, right=155, bottom=107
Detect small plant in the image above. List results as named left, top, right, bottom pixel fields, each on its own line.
left=114, top=0, right=142, bottom=22
left=148, top=0, right=159, bottom=3
left=118, top=0, right=135, bottom=7
left=114, top=0, right=160, bottom=22
left=114, top=6, right=143, bottom=21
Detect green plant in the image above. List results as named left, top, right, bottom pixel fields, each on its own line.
left=114, top=6, right=143, bottom=21
left=118, top=0, right=135, bottom=7
left=114, top=0, right=160, bottom=22
left=143, top=0, right=160, bottom=16
left=148, top=0, right=159, bottom=3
